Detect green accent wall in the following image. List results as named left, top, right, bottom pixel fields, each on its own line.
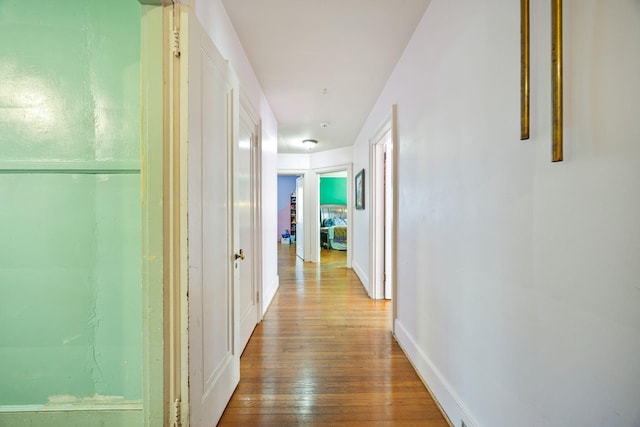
left=0, top=0, right=142, bottom=408
left=320, top=177, right=347, bottom=205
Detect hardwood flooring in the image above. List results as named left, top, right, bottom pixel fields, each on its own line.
left=218, top=245, right=449, bottom=426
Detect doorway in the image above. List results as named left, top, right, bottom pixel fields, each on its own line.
left=277, top=174, right=302, bottom=259
left=318, top=171, right=348, bottom=267
left=370, top=106, right=397, bottom=306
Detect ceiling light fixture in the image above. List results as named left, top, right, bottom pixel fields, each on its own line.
left=302, top=139, right=318, bottom=150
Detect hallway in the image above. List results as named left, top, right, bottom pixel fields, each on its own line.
left=218, top=245, right=449, bottom=426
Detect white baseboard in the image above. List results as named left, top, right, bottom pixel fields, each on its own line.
left=351, top=260, right=369, bottom=296
left=262, top=274, right=279, bottom=317
left=394, top=319, right=479, bottom=427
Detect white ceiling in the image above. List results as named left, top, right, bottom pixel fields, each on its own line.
left=221, top=0, right=432, bottom=153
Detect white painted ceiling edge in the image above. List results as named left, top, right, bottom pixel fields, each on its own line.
left=221, top=0, right=432, bottom=153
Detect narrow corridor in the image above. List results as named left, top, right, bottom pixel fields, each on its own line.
left=218, top=245, right=449, bottom=426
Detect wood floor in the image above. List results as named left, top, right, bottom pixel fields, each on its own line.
left=218, top=245, right=449, bottom=426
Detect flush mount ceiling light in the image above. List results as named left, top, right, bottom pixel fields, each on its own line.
left=302, top=139, right=318, bottom=150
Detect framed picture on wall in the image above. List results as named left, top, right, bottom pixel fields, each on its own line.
left=355, top=169, right=365, bottom=210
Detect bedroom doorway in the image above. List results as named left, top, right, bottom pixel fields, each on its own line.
left=277, top=174, right=301, bottom=254
left=318, top=171, right=348, bottom=267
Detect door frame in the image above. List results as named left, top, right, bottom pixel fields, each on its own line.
left=312, top=165, right=353, bottom=267
left=141, top=2, right=190, bottom=425
left=277, top=170, right=309, bottom=261
left=295, top=175, right=305, bottom=261
left=240, top=92, right=264, bottom=333
left=369, top=106, right=398, bottom=322
left=140, top=3, right=175, bottom=426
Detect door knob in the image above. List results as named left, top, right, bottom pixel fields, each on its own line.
left=234, top=249, right=245, bottom=260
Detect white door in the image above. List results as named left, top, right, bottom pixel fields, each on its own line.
left=296, top=176, right=304, bottom=260
left=371, top=125, right=394, bottom=300
left=383, top=142, right=393, bottom=299
left=187, top=14, right=240, bottom=426
left=238, top=107, right=259, bottom=352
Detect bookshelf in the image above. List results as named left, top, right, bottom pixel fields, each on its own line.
left=290, top=193, right=296, bottom=239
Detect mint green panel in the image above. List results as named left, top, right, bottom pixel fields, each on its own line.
left=320, top=177, right=347, bottom=205
left=0, top=0, right=140, bottom=163
left=93, top=174, right=142, bottom=399
left=0, top=174, right=96, bottom=404
left=0, top=174, right=142, bottom=404
left=0, top=0, right=142, bottom=410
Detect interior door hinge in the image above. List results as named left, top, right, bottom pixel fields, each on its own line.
left=172, top=398, right=182, bottom=427
left=172, top=28, right=181, bottom=58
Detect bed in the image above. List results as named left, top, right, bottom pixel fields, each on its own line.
left=320, top=204, right=347, bottom=250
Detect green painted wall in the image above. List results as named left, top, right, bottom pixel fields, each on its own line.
left=320, top=177, right=347, bottom=205
left=0, top=0, right=142, bottom=407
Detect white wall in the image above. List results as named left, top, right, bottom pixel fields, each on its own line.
left=352, top=133, right=370, bottom=293
left=310, top=146, right=352, bottom=170
left=278, top=153, right=310, bottom=171
left=193, top=0, right=279, bottom=315
left=260, top=114, right=279, bottom=312
left=352, top=1, right=640, bottom=426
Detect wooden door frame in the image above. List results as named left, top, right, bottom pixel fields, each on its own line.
left=369, top=106, right=399, bottom=324
left=140, top=3, right=166, bottom=426
left=140, top=2, right=189, bottom=426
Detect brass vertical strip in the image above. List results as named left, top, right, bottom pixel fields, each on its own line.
left=551, top=0, right=563, bottom=161
left=520, top=0, right=530, bottom=140
left=170, top=4, right=183, bottom=426
left=177, top=7, right=190, bottom=424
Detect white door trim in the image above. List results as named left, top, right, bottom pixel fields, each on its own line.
left=369, top=106, right=399, bottom=323
left=295, top=176, right=305, bottom=260
left=253, top=119, right=264, bottom=322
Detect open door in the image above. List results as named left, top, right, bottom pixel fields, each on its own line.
left=187, top=11, right=240, bottom=425
left=296, top=176, right=305, bottom=260
left=238, top=102, right=261, bottom=352
left=370, top=107, right=397, bottom=303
